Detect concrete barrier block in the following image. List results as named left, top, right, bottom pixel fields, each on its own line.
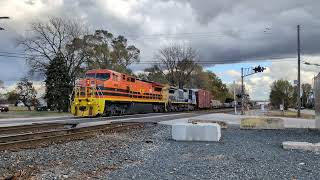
left=172, top=123, right=221, bottom=141
left=187, top=119, right=228, bottom=128
left=241, top=118, right=284, bottom=129
left=283, top=141, right=320, bottom=151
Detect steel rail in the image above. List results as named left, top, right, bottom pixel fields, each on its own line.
left=0, top=122, right=146, bottom=151
left=0, top=123, right=76, bottom=135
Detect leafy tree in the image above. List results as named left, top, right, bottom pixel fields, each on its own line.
left=82, top=30, right=140, bottom=73
left=0, top=80, right=3, bottom=89
left=302, top=83, right=312, bottom=107
left=45, top=54, right=72, bottom=112
left=0, top=80, right=5, bottom=103
left=6, top=90, right=19, bottom=105
left=292, top=83, right=313, bottom=108
left=205, top=71, right=232, bottom=102
left=269, top=80, right=294, bottom=109
left=186, top=65, right=232, bottom=102
left=16, top=78, right=38, bottom=111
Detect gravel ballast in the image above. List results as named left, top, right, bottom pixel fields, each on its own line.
left=1, top=124, right=320, bottom=179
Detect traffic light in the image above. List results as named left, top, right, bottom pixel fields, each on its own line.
left=253, top=65, right=266, bottom=73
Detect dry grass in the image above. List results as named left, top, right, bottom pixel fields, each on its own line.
left=240, top=117, right=284, bottom=129
left=265, top=110, right=315, bottom=119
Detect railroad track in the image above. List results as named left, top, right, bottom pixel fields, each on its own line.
left=0, top=123, right=76, bottom=135
left=0, top=122, right=148, bottom=151
left=0, top=108, right=232, bottom=151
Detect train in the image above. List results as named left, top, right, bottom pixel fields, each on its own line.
left=71, top=69, right=212, bottom=117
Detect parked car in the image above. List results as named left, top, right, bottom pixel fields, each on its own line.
left=0, top=105, right=9, bottom=112
left=36, top=106, right=48, bottom=111
left=295, top=106, right=305, bottom=110
left=223, top=103, right=231, bottom=108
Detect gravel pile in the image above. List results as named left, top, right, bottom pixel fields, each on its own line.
left=0, top=124, right=160, bottom=179
left=1, top=124, right=320, bottom=179
left=108, top=126, right=320, bottom=180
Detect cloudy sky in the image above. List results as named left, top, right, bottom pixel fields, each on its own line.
left=0, top=0, right=320, bottom=100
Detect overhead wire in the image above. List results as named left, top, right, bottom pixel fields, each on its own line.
left=0, top=52, right=301, bottom=65
left=0, top=28, right=295, bottom=65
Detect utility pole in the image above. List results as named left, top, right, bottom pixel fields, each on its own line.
left=297, top=25, right=301, bottom=117
left=234, top=80, right=237, bottom=114
left=241, top=68, right=244, bottom=115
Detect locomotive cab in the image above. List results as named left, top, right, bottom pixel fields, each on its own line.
left=71, top=70, right=111, bottom=117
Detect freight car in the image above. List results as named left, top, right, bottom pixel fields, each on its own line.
left=71, top=69, right=206, bottom=117
left=193, top=89, right=212, bottom=109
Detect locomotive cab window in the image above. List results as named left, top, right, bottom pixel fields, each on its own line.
left=96, top=73, right=110, bottom=80
left=85, top=73, right=95, bottom=78
left=112, top=74, right=119, bottom=81
left=154, top=87, right=162, bottom=92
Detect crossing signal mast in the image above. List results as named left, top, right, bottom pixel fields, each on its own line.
left=240, top=65, right=266, bottom=115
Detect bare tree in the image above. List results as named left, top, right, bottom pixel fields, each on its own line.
left=19, top=17, right=87, bottom=83
left=155, top=44, right=198, bottom=88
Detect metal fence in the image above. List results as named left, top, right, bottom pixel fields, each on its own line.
left=314, top=73, right=320, bottom=127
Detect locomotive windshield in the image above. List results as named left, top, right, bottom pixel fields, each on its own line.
left=85, top=73, right=95, bottom=78
left=96, top=73, right=110, bottom=80
left=85, top=73, right=110, bottom=80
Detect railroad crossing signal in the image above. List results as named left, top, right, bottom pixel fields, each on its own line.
left=240, top=65, right=266, bottom=115
left=252, top=65, right=266, bottom=73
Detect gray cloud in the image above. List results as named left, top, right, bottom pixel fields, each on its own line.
left=1, top=0, right=320, bottom=90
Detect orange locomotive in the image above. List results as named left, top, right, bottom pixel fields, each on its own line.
left=71, top=69, right=167, bottom=117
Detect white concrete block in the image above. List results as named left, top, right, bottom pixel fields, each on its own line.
left=283, top=141, right=320, bottom=151
left=172, top=123, right=221, bottom=141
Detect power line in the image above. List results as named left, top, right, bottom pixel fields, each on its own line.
left=0, top=54, right=27, bottom=59
left=0, top=53, right=302, bottom=65
left=0, top=51, right=26, bottom=55
left=125, top=33, right=274, bottom=40
left=303, top=61, right=320, bottom=67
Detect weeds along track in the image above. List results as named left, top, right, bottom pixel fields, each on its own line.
left=0, top=122, right=148, bottom=151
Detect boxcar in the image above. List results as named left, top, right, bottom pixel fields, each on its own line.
left=194, top=89, right=212, bottom=109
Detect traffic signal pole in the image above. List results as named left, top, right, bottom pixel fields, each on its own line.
left=240, top=66, right=266, bottom=115
left=234, top=80, right=237, bottom=114
left=241, top=68, right=244, bottom=115
left=297, top=25, right=301, bottom=117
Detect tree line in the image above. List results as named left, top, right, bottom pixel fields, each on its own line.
left=269, top=79, right=313, bottom=109
left=0, top=17, right=233, bottom=112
